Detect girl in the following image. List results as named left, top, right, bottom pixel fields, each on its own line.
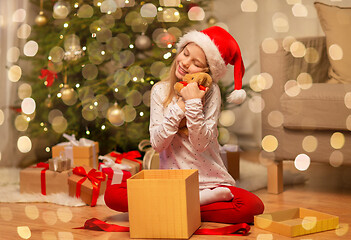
left=105, top=26, right=264, bottom=224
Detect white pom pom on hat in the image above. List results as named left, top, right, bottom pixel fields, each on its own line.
left=177, top=26, right=246, bottom=104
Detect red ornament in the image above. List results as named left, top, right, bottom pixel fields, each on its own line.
left=39, top=68, right=57, bottom=87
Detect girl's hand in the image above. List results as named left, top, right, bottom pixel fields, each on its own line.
left=177, top=97, right=185, bottom=112
left=180, top=82, right=208, bottom=101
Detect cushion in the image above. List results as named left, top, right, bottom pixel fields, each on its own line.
left=314, top=2, right=351, bottom=84
left=281, top=83, right=351, bottom=130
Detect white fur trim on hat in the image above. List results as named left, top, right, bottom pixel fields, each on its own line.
left=227, top=89, right=246, bottom=104
left=176, top=31, right=227, bottom=83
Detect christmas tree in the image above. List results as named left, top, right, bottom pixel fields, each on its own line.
left=20, top=0, right=211, bottom=154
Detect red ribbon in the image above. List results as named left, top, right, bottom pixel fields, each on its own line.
left=34, top=162, right=49, bottom=195
left=110, top=151, right=142, bottom=171
left=178, top=81, right=207, bottom=91
left=74, top=218, right=250, bottom=236
left=72, top=167, right=106, bottom=207
left=39, top=69, right=57, bottom=87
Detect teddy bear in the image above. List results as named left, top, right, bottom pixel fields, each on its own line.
left=173, top=72, right=213, bottom=136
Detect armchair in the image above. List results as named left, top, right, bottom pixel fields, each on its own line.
left=260, top=36, right=351, bottom=194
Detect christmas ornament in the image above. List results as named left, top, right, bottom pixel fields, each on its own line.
left=61, top=84, right=78, bottom=105
left=135, top=34, right=151, bottom=50
left=207, top=16, right=217, bottom=26
left=39, top=68, right=58, bottom=87
left=64, top=34, right=84, bottom=61
left=107, top=103, right=124, bottom=126
left=35, top=11, right=48, bottom=26
left=35, top=0, right=47, bottom=26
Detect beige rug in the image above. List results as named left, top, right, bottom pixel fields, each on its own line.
left=0, top=160, right=307, bottom=207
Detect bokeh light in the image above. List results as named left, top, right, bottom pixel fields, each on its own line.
left=248, top=95, right=265, bottom=113
left=304, top=47, right=320, bottom=63
left=261, top=38, right=278, bottom=54
left=18, top=83, right=32, bottom=100
left=78, top=4, right=94, bottom=18
left=48, top=109, right=63, bottom=124
left=82, top=64, right=98, bottom=80
left=272, top=12, right=289, bottom=32
left=329, top=150, right=343, bottom=167
left=119, top=50, right=135, bottom=66
left=82, top=105, right=98, bottom=121
left=17, top=226, right=31, bottom=239
left=49, top=46, right=65, bottom=63
left=294, top=153, right=310, bottom=171
left=344, top=92, right=351, bottom=109
left=8, top=65, right=22, bottom=82
left=282, top=36, right=296, bottom=52
left=302, top=216, right=317, bottom=230
left=346, top=115, right=351, bottom=130
left=335, top=223, right=349, bottom=237
left=41, top=231, right=57, bottom=240
left=330, top=132, right=345, bottom=149
left=302, top=135, right=318, bottom=152
left=262, top=135, right=278, bottom=152
left=267, top=110, right=284, bottom=128
left=114, top=69, right=131, bottom=86
left=188, top=7, right=205, bottom=21
left=7, top=47, right=20, bottom=63
left=143, top=90, right=151, bottom=107
left=140, top=3, right=157, bottom=18
left=126, top=90, right=142, bottom=106
left=58, top=232, right=74, bottom=240
left=218, top=127, right=230, bottom=145
left=329, top=44, right=343, bottom=60
left=160, top=0, right=180, bottom=6
left=256, top=234, right=273, bottom=240
left=219, top=110, right=235, bottom=127
left=17, top=136, right=32, bottom=153
left=241, top=0, right=258, bottom=13
left=100, top=0, right=117, bottom=13
left=292, top=3, right=308, bottom=17
left=122, top=105, right=137, bottom=122
left=23, top=40, right=39, bottom=57
left=52, top=116, right=68, bottom=133
left=290, top=41, right=306, bottom=57
left=25, top=205, right=39, bottom=220
left=43, top=211, right=57, bottom=225
left=12, top=9, right=26, bottom=22
left=255, top=213, right=273, bottom=229
left=15, top=115, right=29, bottom=131
left=296, top=72, right=313, bottom=89
left=284, top=80, right=301, bottom=97
left=21, top=98, right=36, bottom=115
left=17, top=23, right=31, bottom=39
left=286, top=0, right=301, bottom=5
left=53, top=0, right=71, bottom=19
left=57, top=207, right=73, bottom=223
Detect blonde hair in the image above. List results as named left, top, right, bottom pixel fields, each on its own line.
left=162, top=60, right=179, bottom=108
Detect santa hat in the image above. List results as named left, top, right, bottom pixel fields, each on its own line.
left=176, top=26, right=246, bottom=104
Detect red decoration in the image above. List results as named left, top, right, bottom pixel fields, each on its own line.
left=39, top=69, right=57, bottom=87
left=34, top=162, right=49, bottom=195
left=178, top=81, right=207, bottom=91
left=72, top=167, right=106, bottom=207
left=110, top=151, right=142, bottom=171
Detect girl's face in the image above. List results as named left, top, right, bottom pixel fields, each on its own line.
left=175, top=43, right=208, bottom=80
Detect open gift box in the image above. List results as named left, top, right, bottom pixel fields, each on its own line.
left=254, top=208, right=339, bottom=237
left=127, top=169, right=201, bottom=239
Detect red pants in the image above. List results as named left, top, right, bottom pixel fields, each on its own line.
left=104, top=183, right=264, bottom=224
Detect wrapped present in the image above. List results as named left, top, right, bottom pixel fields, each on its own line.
left=52, top=133, right=99, bottom=168
left=104, top=151, right=142, bottom=175
left=138, top=139, right=160, bottom=169
left=220, top=144, right=240, bottom=180
left=48, top=155, right=71, bottom=172
left=68, top=166, right=107, bottom=206
left=98, top=158, right=132, bottom=187
left=20, top=162, right=72, bottom=195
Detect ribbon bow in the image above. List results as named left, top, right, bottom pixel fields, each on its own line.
left=39, top=69, right=58, bottom=87
left=110, top=151, right=142, bottom=171
left=34, top=162, right=49, bottom=195
left=72, top=167, right=106, bottom=207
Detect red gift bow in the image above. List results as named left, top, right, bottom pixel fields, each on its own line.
left=72, top=167, right=106, bottom=207
left=101, top=167, right=131, bottom=187
left=74, top=217, right=250, bottom=236
left=178, top=81, right=207, bottom=91
left=34, top=162, right=49, bottom=195
left=39, top=69, right=58, bottom=87
left=110, top=151, right=142, bottom=171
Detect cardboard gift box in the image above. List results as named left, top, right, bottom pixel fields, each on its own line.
left=20, top=163, right=72, bottom=195
left=254, top=208, right=339, bottom=237
left=105, top=151, right=142, bottom=175
left=52, top=141, right=99, bottom=168
left=48, top=157, right=71, bottom=172
left=127, top=169, right=201, bottom=239
left=220, top=144, right=240, bottom=180
left=99, top=162, right=131, bottom=187
left=68, top=166, right=107, bottom=206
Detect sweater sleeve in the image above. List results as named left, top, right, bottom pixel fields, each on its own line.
left=185, top=84, right=221, bottom=152
left=149, top=83, right=185, bottom=152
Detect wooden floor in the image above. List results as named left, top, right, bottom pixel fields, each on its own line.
left=1, top=152, right=351, bottom=240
